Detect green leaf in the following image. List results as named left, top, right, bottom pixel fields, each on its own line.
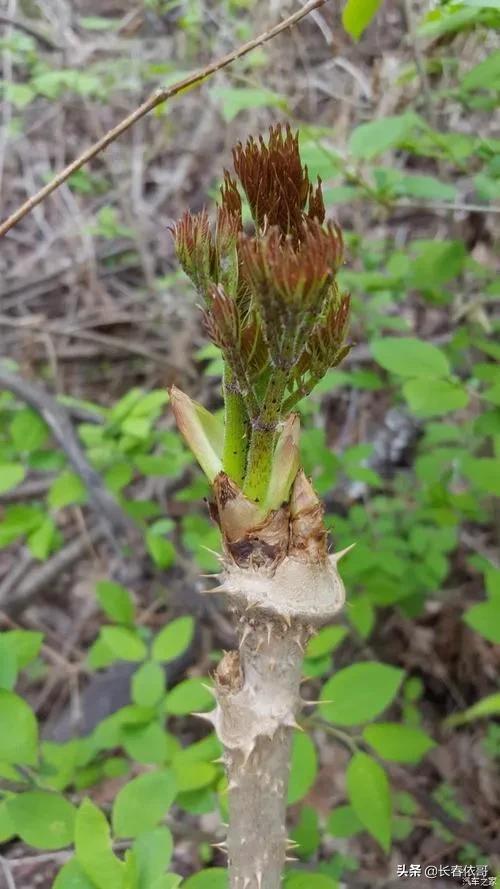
left=87, top=637, right=117, bottom=670
left=0, top=637, right=17, bottom=690
left=445, top=692, right=500, bottom=727
left=132, top=826, right=174, bottom=889
left=290, top=805, right=320, bottom=858
left=129, top=390, right=169, bottom=418
left=152, top=617, right=194, bottom=663
left=347, top=752, right=391, bottom=851
left=53, top=858, right=96, bottom=889
left=462, top=457, right=500, bottom=496
left=112, top=770, right=177, bottom=838
left=100, top=626, right=147, bottom=662
left=287, top=731, right=318, bottom=805
left=0, top=689, right=38, bottom=764
left=212, top=86, right=286, bottom=121
left=348, top=113, right=419, bottom=159
left=284, top=873, right=338, bottom=889
left=48, top=471, right=87, bottom=509
left=0, top=800, right=15, bottom=843
left=146, top=531, right=176, bottom=568
left=7, top=791, right=76, bottom=849
left=122, top=721, right=176, bottom=764
left=28, top=516, right=57, bottom=559
left=305, top=626, right=347, bottom=659
left=75, top=799, right=124, bottom=889
left=372, top=338, right=450, bottom=378
left=151, top=877, right=183, bottom=889
left=0, top=463, right=25, bottom=494
left=10, top=409, right=48, bottom=451
left=105, top=462, right=133, bottom=492
left=463, top=600, right=500, bottom=643
left=165, top=678, right=214, bottom=715
left=79, top=15, right=118, bottom=30
left=342, top=0, right=382, bottom=39
left=135, top=455, right=178, bottom=476
left=320, top=662, right=404, bottom=726
left=403, top=378, right=469, bottom=416
left=348, top=595, right=375, bottom=639
left=362, top=723, right=436, bottom=763
left=392, top=172, right=456, bottom=201
left=327, top=804, right=363, bottom=838
left=408, top=240, right=466, bottom=289
left=96, top=580, right=135, bottom=624
left=461, top=49, right=500, bottom=90
left=183, top=870, right=228, bottom=889
left=0, top=504, right=44, bottom=546
left=5, top=630, right=43, bottom=670
left=132, top=661, right=165, bottom=707
left=4, top=83, right=34, bottom=108
left=172, top=758, right=216, bottom=793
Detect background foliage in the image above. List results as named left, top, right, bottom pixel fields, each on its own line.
left=0, top=0, right=498, bottom=887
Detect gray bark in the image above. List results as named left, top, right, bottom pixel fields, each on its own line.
left=215, top=626, right=305, bottom=889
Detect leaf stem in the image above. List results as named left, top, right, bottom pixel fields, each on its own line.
left=243, top=370, right=287, bottom=503
left=222, top=365, right=248, bottom=486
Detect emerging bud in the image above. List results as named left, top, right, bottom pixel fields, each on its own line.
left=169, top=385, right=224, bottom=482
left=233, top=123, right=325, bottom=242
left=239, top=221, right=343, bottom=367
left=170, top=210, right=216, bottom=298
left=266, top=413, right=300, bottom=511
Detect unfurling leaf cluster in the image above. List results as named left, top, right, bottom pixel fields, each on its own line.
left=171, top=125, right=351, bottom=502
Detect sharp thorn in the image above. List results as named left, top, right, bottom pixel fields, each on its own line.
left=239, top=625, right=252, bottom=649
left=300, top=698, right=324, bottom=707
left=193, top=710, right=216, bottom=724
left=200, top=544, right=223, bottom=561
left=330, top=542, right=356, bottom=564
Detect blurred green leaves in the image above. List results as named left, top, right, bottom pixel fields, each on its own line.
left=320, top=662, right=404, bottom=726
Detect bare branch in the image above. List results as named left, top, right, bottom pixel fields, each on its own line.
left=0, top=0, right=329, bottom=239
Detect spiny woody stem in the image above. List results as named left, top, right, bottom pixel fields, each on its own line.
left=216, top=625, right=307, bottom=889
left=202, top=471, right=351, bottom=888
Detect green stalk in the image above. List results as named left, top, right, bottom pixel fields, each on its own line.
left=243, top=370, right=287, bottom=503
left=222, top=365, right=248, bottom=486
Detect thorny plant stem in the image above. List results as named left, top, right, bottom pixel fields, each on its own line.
left=0, top=0, right=330, bottom=239
left=223, top=630, right=304, bottom=889
left=223, top=365, right=248, bottom=486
